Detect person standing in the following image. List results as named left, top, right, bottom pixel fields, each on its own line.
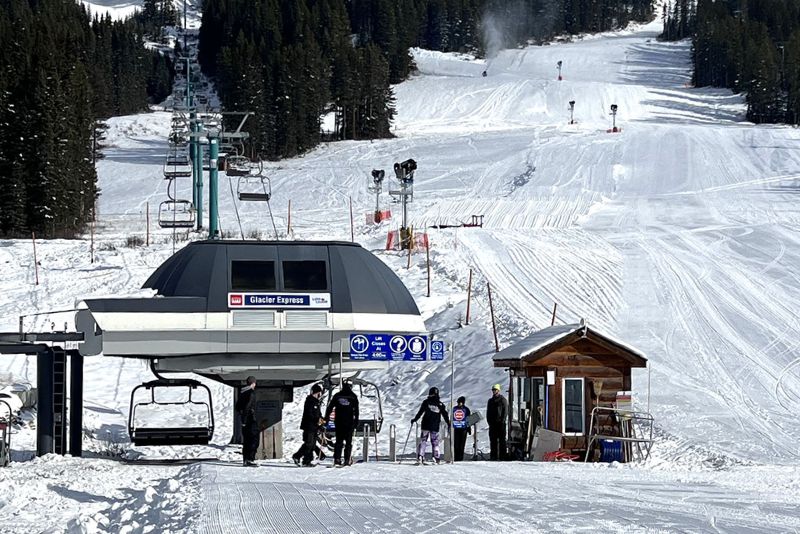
left=452, top=396, right=471, bottom=462
left=292, top=384, right=323, bottom=466
left=486, top=383, right=508, bottom=461
left=325, top=380, right=359, bottom=466
left=411, top=387, right=450, bottom=464
left=236, top=376, right=258, bottom=466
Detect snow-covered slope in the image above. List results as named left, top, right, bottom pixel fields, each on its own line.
left=2, top=14, right=800, bottom=532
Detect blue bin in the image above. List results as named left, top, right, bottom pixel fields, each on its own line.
left=600, top=439, right=623, bottom=462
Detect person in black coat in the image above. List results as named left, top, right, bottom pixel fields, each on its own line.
left=325, top=380, right=359, bottom=466
left=452, top=396, right=471, bottom=462
left=292, top=384, right=323, bottom=466
left=236, top=376, right=258, bottom=466
left=411, top=387, right=450, bottom=463
left=486, top=383, right=508, bottom=461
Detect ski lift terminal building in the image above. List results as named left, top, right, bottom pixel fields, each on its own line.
left=74, top=240, right=427, bottom=457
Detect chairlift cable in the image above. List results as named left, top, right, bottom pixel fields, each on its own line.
left=227, top=174, right=246, bottom=240
left=172, top=178, right=177, bottom=254
left=264, top=180, right=279, bottom=240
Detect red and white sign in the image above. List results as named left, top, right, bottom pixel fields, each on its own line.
left=229, top=294, right=244, bottom=306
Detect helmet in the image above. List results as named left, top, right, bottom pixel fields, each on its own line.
left=311, top=384, right=323, bottom=394
left=457, top=396, right=466, bottom=404
left=492, top=384, right=501, bottom=392
left=428, top=387, right=439, bottom=397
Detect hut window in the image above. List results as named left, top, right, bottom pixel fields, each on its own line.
left=231, top=261, right=276, bottom=290
left=282, top=261, right=328, bottom=291
left=562, top=378, right=585, bottom=435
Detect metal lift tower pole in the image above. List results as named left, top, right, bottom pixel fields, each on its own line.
left=190, top=113, right=197, bottom=210
left=208, top=132, right=220, bottom=238
left=196, top=124, right=205, bottom=231
left=183, top=0, right=187, bottom=51
left=185, top=57, right=191, bottom=109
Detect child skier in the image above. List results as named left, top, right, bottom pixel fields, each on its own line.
left=411, top=387, right=450, bottom=464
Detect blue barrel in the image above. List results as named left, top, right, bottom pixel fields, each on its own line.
left=600, top=439, right=623, bottom=462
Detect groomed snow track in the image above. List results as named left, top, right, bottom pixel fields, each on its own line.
left=196, top=462, right=800, bottom=533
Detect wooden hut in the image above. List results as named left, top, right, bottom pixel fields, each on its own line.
left=493, top=320, right=648, bottom=460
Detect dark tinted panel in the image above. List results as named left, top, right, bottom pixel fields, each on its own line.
left=231, top=261, right=276, bottom=290
left=564, top=379, right=584, bottom=433
left=282, top=261, right=327, bottom=290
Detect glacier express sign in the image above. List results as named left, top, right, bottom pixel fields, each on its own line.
left=349, top=333, right=444, bottom=361
left=228, top=292, right=331, bottom=309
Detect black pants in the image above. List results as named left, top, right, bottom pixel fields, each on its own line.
left=293, top=430, right=317, bottom=465
left=488, top=423, right=506, bottom=461
left=454, top=428, right=469, bottom=461
left=334, top=425, right=354, bottom=464
left=242, top=420, right=260, bottom=463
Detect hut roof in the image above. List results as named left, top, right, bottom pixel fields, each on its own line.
left=493, top=321, right=647, bottom=368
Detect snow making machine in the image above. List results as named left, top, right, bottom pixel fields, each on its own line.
left=75, top=240, right=428, bottom=453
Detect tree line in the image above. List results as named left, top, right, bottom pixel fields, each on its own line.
left=0, top=0, right=174, bottom=238
left=662, top=0, right=800, bottom=124
left=199, top=0, right=653, bottom=160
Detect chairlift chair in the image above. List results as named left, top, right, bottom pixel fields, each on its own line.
left=226, top=155, right=252, bottom=177
left=166, top=152, right=190, bottom=167
left=237, top=174, right=271, bottom=202
left=158, top=199, right=195, bottom=228
left=351, top=377, right=384, bottom=436
left=128, top=379, right=214, bottom=446
left=163, top=164, right=193, bottom=179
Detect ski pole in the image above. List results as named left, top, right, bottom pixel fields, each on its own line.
left=399, top=422, right=415, bottom=463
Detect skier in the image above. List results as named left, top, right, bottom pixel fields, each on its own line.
left=236, top=376, right=259, bottom=467
left=411, top=387, right=451, bottom=464
left=292, top=384, right=323, bottom=466
left=325, top=380, right=359, bottom=466
left=482, top=70, right=488, bottom=77
left=452, top=396, right=471, bottom=462
left=486, top=383, right=508, bottom=461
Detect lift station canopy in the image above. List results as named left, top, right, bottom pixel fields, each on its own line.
left=76, top=240, right=427, bottom=386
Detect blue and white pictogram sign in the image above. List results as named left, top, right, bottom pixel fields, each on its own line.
left=228, top=292, right=331, bottom=309
left=349, top=333, right=434, bottom=361
left=430, top=340, right=445, bottom=361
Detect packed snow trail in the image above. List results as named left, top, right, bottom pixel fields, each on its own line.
left=196, top=462, right=800, bottom=533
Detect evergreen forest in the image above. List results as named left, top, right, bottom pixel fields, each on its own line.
left=662, top=0, right=800, bottom=124
left=0, top=0, right=174, bottom=237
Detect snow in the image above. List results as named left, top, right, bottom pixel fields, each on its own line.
left=197, top=461, right=800, bottom=533
left=1, top=11, right=800, bottom=533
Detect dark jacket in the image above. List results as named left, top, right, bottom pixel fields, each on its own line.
left=486, top=393, right=508, bottom=426
left=325, top=387, right=359, bottom=429
left=412, top=395, right=451, bottom=432
left=236, top=386, right=256, bottom=425
left=300, top=394, right=322, bottom=431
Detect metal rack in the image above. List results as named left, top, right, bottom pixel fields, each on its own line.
left=585, top=406, right=654, bottom=462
